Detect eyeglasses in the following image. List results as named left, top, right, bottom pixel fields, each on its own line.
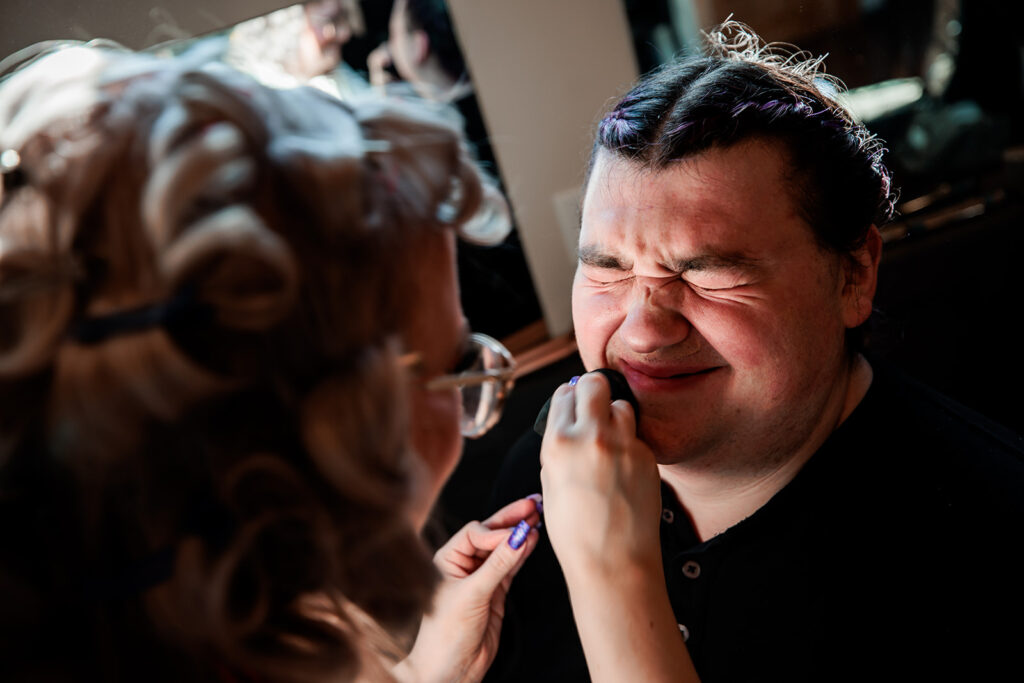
left=405, top=333, right=516, bottom=439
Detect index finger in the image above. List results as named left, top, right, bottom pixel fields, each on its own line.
left=482, top=495, right=542, bottom=530
left=573, top=371, right=614, bottom=426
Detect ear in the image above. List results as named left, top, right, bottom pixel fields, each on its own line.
left=411, top=29, right=431, bottom=66
left=841, top=224, right=882, bottom=328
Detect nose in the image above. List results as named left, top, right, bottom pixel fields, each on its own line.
left=618, top=278, right=692, bottom=355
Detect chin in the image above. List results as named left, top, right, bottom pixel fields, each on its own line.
left=640, top=423, right=703, bottom=466
left=638, top=421, right=720, bottom=471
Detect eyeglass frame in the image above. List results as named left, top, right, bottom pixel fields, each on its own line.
left=401, top=332, right=516, bottom=438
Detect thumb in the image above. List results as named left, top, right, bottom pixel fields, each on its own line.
left=465, top=520, right=536, bottom=596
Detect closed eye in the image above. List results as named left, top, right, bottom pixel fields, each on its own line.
left=580, top=265, right=633, bottom=285
left=589, top=273, right=634, bottom=286
left=671, top=253, right=762, bottom=292
left=683, top=270, right=750, bottom=291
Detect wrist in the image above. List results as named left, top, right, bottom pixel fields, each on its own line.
left=562, top=561, right=694, bottom=683
left=398, top=638, right=471, bottom=683
left=559, top=545, right=664, bottom=588
left=392, top=657, right=420, bottom=683
left=396, top=643, right=443, bottom=683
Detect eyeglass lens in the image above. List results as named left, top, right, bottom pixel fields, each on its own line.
left=459, top=334, right=515, bottom=438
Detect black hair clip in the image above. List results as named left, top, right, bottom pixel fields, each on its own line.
left=83, top=494, right=235, bottom=602
left=69, top=287, right=213, bottom=345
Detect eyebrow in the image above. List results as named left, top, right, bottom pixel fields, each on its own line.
left=578, top=245, right=762, bottom=274
left=667, top=253, right=764, bottom=273
left=578, top=245, right=629, bottom=270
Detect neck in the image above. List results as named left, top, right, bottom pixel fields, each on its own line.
left=659, top=354, right=873, bottom=541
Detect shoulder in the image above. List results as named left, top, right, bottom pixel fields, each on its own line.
left=841, top=359, right=1024, bottom=519
left=868, top=361, right=1023, bottom=466
left=860, top=364, right=1024, bottom=670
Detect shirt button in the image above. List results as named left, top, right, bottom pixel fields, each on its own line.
left=661, top=508, right=675, bottom=523
left=678, top=623, right=690, bottom=641
left=681, top=560, right=701, bottom=579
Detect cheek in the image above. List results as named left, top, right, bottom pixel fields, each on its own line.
left=689, top=298, right=807, bottom=397
left=388, top=33, right=416, bottom=78
left=684, top=296, right=770, bottom=362
left=572, top=279, right=621, bottom=369
left=408, top=387, right=463, bottom=486
left=696, top=294, right=845, bottom=399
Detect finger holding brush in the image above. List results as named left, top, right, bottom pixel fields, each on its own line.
left=537, top=369, right=697, bottom=682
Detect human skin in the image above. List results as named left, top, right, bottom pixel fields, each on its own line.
left=290, top=1, right=350, bottom=80
left=398, top=496, right=541, bottom=683
left=382, top=0, right=457, bottom=100
left=387, top=0, right=421, bottom=85
left=539, top=137, right=880, bottom=681
left=397, top=226, right=541, bottom=682
left=401, top=227, right=467, bottom=530
left=541, top=373, right=696, bottom=683
left=571, top=138, right=879, bottom=535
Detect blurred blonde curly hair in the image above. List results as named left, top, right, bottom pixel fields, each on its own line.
left=0, top=42, right=488, bottom=682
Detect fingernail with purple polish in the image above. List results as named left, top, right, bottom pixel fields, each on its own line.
left=568, top=375, right=580, bottom=387
left=508, top=519, right=531, bottom=550
left=526, top=493, right=543, bottom=514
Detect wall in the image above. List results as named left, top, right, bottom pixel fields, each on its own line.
left=690, top=0, right=860, bottom=42
left=1, top=0, right=639, bottom=338
left=0, top=0, right=286, bottom=56
left=448, top=0, right=639, bottom=336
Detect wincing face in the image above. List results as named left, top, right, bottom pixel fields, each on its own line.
left=573, top=138, right=878, bottom=473
left=401, top=227, right=469, bottom=529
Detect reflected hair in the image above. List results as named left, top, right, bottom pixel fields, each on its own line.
left=404, top=0, right=466, bottom=81
left=0, top=43, right=488, bottom=682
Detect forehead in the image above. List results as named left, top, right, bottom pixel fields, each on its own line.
left=580, top=139, right=809, bottom=258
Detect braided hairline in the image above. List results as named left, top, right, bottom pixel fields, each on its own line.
left=593, top=20, right=896, bottom=234
left=707, top=22, right=894, bottom=225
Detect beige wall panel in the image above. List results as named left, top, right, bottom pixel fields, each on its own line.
left=448, top=0, right=639, bottom=337
left=0, top=0, right=289, bottom=56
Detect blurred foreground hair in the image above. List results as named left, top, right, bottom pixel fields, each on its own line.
left=0, top=42, right=489, bottom=682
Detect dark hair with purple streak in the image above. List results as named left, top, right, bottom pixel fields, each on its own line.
left=590, top=21, right=897, bottom=257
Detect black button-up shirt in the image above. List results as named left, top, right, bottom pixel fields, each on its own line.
left=486, top=364, right=1024, bottom=682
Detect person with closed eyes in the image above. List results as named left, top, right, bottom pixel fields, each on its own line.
left=487, top=21, right=1024, bottom=683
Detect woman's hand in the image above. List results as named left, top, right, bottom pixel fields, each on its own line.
left=395, top=496, right=540, bottom=683
left=366, top=43, right=397, bottom=89
left=539, top=372, right=698, bottom=682
left=539, top=372, right=662, bottom=580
